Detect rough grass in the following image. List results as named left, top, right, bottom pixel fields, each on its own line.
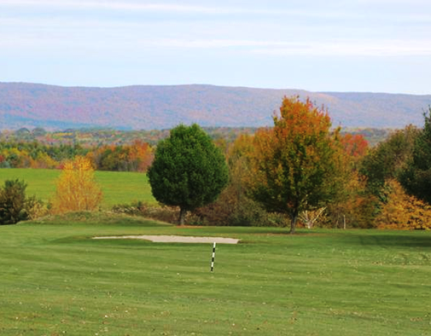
left=0, top=168, right=156, bottom=207
left=1, top=213, right=431, bottom=335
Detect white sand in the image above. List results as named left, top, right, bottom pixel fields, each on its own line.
left=93, top=235, right=239, bottom=244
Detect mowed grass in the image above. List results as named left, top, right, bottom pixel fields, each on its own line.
left=1, top=214, right=431, bottom=335
left=0, top=168, right=156, bottom=207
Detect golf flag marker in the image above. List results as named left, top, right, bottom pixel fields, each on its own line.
left=210, top=242, right=216, bottom=272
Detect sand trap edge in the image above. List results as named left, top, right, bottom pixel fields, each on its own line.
left=93, top=235, right=239, bottom=244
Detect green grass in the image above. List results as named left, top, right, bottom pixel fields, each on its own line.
left=1, top=214, right=431, bottom=335
left=0, top=168, right=155, bottom=207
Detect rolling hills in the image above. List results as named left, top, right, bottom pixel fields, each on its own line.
left=1, top=82, right=430, bottom=130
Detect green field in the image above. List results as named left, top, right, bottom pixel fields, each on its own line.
left=0, top=168, right=156, bottom=207
left=1, top=214, right=431, bottom=335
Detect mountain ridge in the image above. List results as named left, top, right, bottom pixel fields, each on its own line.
left=1, top=82, right=430, bottom=130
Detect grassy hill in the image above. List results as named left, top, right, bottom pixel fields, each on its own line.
left=0, top=216, right=430, bottom=335
left=1, top=82, right=431, bottom=130
left=0, top=168, right=155, bottom=207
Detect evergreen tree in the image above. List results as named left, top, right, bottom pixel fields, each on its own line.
left=0, top=179, right=29, bottom=224
left=360, top=125, right=419, bottom=196
left=147, top=124, right=229, bottom=225
left=399, top=109, right=431, bottom=204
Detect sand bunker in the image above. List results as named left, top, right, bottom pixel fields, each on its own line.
left=93, top=235, right=239, bottom=244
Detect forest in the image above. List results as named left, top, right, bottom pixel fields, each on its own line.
left=0, top=126, right=390, bottom=171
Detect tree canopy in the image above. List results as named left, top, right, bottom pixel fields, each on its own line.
left=399, top=109, right=431, bottom=204
left=360, top=125, right=419, bottom=196
left=250, top=97, right=342, bottom=233
left=147, top=124, right=229, bottom=224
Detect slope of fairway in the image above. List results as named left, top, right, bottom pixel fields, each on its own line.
left=0, top=168, right=155, bottom=207
left=1, top=216, right=431, bottom=335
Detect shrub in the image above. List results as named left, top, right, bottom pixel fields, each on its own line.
left=26, top=196, right=49, bottom=220
left=376, top=179, right=431, bottom=230
left=112, top=201, right=179, bottom=224
left=192, top=187, right=278, bottom=226
left=0, top=179, right=29, bottom=224
left=51, top=156, right=103, bottom=214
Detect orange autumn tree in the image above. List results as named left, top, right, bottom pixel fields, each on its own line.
left=51, top=156, right=103, bottom=214
left=325, top=133, right=375, bottom=228
left=127, top=140, right=154, bottom=172
left=340, top=133, right=368, bottom=166
left=298, top=133, right=369, bottom=229
left=251, top=96, right=342, bottom=233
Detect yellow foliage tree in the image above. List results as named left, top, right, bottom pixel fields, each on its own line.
left=30, top=152, right=58, bottom=169
left=376, top=179, right=431, bottom=230
left=51, top=156, right=103, bottom=214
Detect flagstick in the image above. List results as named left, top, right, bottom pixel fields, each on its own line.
left=210, top=242, right=216, bottom=272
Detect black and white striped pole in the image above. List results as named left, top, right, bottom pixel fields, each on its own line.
left=210, top=242, right=216, bottom=272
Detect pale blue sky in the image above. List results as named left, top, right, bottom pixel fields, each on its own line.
left=1, top=0, right=431, bottom=94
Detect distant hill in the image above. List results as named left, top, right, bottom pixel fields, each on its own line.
left=1, top=82, right=430, bottom=130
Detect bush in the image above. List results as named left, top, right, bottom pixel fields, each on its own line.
left=51, top=156, right=103, bottom=214
left=191, top=185, right=288, bottom=227
left=111, top=199, right=287, bottom=227
left=26, top=196, right=49, bottom=220
left=112, top=201, right=179, bottom=224
left=376, top=179, right=431, bottom=230
left=0, top=179, right=30, bottom=224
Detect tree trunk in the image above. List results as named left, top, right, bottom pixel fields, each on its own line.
left=289, top=209, right=299, bottom=234
left=179, top=207, right=187, bottom=225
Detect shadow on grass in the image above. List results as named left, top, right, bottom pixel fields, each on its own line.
left=52, top=235, right=154, bottom=246
left=24, top=211, right=173, bottom=228
left=174, top=226, right=327, bottom=235
left=348, top=233, right=431, bottom=249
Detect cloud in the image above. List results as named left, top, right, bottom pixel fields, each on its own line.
left=2, top=31, right=431, bottom=57
left=0, top=0, right=395, bottom=19
left=251, top=41, right=431, bottom=57
left=1, top=1, right=430, bottom=58
left=0, top=0, right=229, bottom=14
left=2, top=0, right=431, bottom=23
left=142, top=39, right=431, bottom=57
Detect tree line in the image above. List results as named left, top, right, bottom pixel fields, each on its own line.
left=148, top=97, right=431, bottom=231
left=2, top=96, right=431, bottom=230
left=0, top=140, right=153, bottom=172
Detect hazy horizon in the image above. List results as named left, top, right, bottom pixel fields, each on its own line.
left=2, top=81, right=431, bottom=97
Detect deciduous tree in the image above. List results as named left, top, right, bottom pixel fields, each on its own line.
left=361, top=125, right=419, bottom=195
left=251, top=97, right=342, bottom=233
left=193, top=134, right=272, bottom=226
left=324, top=134, right=375, bottom=229
left=376, top=179, right=431, bottom=230
left=51, top=156, right=103, bottom=214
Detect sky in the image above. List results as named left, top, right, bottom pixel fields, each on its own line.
left=1, top=0, right=431, bottom=94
